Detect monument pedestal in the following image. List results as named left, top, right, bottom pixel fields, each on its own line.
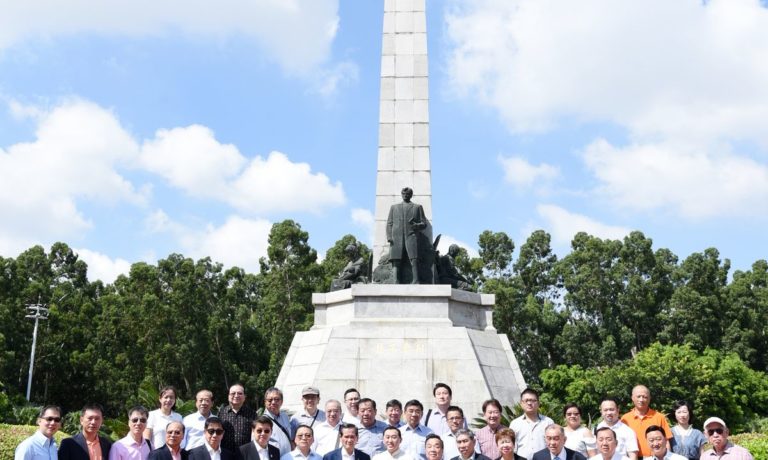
left=275, top=284, right=526, bottom=417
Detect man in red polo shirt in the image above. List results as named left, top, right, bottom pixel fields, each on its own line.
left=620, top=386, right=671, bottom=458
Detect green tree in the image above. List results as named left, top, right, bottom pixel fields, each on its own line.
left=257, top=220, right=320, bottom=388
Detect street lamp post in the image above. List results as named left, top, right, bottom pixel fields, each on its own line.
left=25, top=299, right=49, bottom=401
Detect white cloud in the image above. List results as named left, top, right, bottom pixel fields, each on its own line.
left=231, top=152, right=346, bottom=214
left=182, top=215, right=273, bottom=273
left=350, top=208, right=375, bottom=246
left=75, top=248, right=131, bottom=283
left=0, top=99, right=144, bottom=255
left=140, top=125, right=245, bottom=198
left=138, top=124, right=345, bottom=214
left=445, top=0, right=768, bottom=143
left=498, top=155, right=559, bottom=189
left=583, top=138, right=768, bottom=218
left=537, top=204, right=631, bottom=247
left=313, top=61, right=360, bottom=98
left=0, top=0, right=341, bottom=75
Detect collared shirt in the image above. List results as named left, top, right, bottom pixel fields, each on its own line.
left=509, top=414, right=555, bottom=460
left=147, top=410, right=183, bottom=450
left=312, top=421, right=342, bottom=456
left=357, top=421, right=389, bottom=457
left=205, top=443, right=221, bottom=460
left=342, top=450, right=356, bottom=460
left=702, top=443, right=754, bottom=460
left=595, top=421, right=639, bottom=458
left=588, top=454, right=630, bottom=460
left=109, top=435, right=150, bottom=460
left=15, top=430, right=58, bottom=460
left=440, top=432, right=480, bottom=460
left=475, top=425, right=501, bottom=459
left=372, top=449, right=415, bottom=460
left=550, top=448, right=566, bottom=460
left=85, top=436, right=104, bottom=460
left=182, top=411, right=211, bottom=450
left=291, top=410, right=327, bottom=433
left=620, top=410, right=672, bottom=458
left=280, top=449, right=323, bottom=460
left=218, top=404, right=258, bottom=452
left=642, top=451, right=687, bottom=460
left=399, top=424, right=433, bottom=460
left=342, top=413, right=362, bottom=428
left=265, top=410, right=294, bottom=456
left=422, top=409, right=449, bottom=437
left=257, top=443, right=271, bottom=460
left=670, top=426, right=706, bottom=460
left=168, top=447, right=182, bottom=460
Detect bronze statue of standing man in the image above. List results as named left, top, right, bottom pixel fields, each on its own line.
left=386, top=187, right=430, bottom=284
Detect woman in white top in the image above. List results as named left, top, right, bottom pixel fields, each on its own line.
left=145, top=385, right=183, bottom=449
left=563, top=404, right=596, bottom=458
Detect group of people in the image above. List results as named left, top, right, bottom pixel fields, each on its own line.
left=15, top=383, right=754, bottom=460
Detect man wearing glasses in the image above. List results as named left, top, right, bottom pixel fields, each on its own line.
left=264, top=387, right=294, bottom=455
left=218, top=384, right=257, bottom=452
left=509, top=389, right=553, bottom=460
left=148, top=422, right=187, bottom=460
left=700, top=417, right=753, bottom=460
left=109, top=406, right=152, bottom=460
left=15, top=405, right=62, bottom=460
left=440, top=408, right=480, bottom=460
left=240, top=416, right=281, bottom=460
left=188, top=417, right=236, bottom=460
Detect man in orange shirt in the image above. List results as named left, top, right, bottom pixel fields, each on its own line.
left=620, top=386, right=671, bottom=458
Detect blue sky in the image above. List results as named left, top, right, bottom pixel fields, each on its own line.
left=1, top=0, right=767, bottom=283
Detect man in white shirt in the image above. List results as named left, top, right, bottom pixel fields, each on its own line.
left=441, top=408, right=480, bottom=460
left=509, top=389, right=554, bottom=460
left=595, top=399, right=638, bottom=460
left=184, top=390, right=214, bottom=450
left=314, top=400, right=344, bottom=456
left=589, top=428, right=629, bottom=460
left=343, top=390, right=362, bottom=427
left=372, top=427, right=414, bottom=460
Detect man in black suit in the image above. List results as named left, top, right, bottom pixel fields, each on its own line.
left=59, top=404, right=113, bottom=460
left=188, top=417, right=237, bottom=460
left=531, top=425, right=586, bottom=460
left=323, top=424, right=370, bottom=460
left=149, top=422, right=188, bottom=460
left=451, top=429, right=491, bottom=460
left=240, top=416, right=281, bottom=460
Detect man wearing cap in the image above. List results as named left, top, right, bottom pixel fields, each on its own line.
left=291, top=386, right=327, bottom=433
left=620, top=386, right=672, bottom=459
left=701, top=417, right=753, bottom=460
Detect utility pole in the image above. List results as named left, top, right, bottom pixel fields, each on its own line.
left=25, top=297, right=49, bottom=401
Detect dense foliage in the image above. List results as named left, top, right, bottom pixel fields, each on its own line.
left=1, top=223, right=767, bottom=431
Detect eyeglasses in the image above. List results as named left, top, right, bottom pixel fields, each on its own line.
left=565, top=412, right=580, bottom=417
left=130, top=417, right=148, bottom=424
left=448, top=417, right=463, bottom=422
left=41, top=416, right=62, bottom=423
left=296, top=434, right=313, bottom=438
left=707, top=428, right=724, bottom=436
left=345, top=397, right=360, bottom=402
left=265, top=398, right=282, bottom=403
left=255, top=429, right=271, bottom=434
left=207, top=429, right=225, bottom=436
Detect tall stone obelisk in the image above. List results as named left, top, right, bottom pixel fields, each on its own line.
left=373, top=0, right=432, bottom=260
left=274, top=1, right=527, bottom=419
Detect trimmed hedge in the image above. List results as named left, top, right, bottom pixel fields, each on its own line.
left=0, top=424, right=68, bottom=460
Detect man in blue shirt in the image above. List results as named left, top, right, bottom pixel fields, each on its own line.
left=15, top=405, right=62, bottom=460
